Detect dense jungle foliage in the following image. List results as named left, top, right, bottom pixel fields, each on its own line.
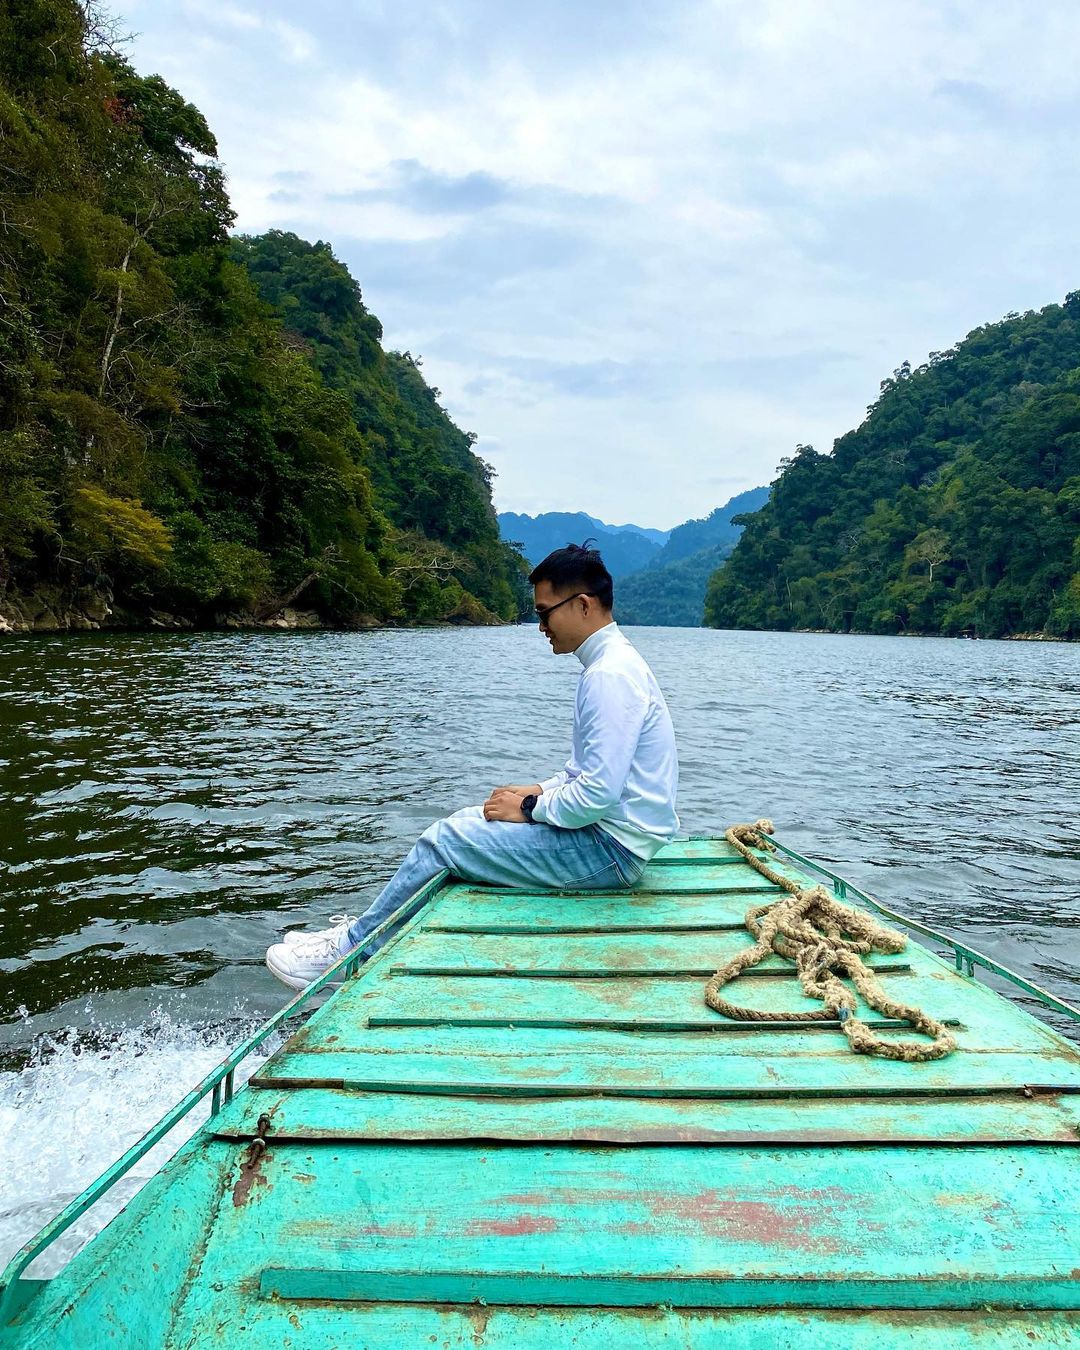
left=705, top=300, right=1080, bottom=638
left=232, top=231, right=524, bottom=621
left=0, top=0, right=526, bottom=628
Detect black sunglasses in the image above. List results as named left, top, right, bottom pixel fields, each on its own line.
left=534, top=592, right=596, bottom=626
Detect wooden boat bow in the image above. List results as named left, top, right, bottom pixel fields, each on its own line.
left=3, top=833, right=1079, bottom=1347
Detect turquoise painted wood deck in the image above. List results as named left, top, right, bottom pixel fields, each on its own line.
left=3, top=834, right=1080, bottom=1347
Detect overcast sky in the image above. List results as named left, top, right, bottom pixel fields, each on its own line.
left=122, top=0, right=1080, bottom=528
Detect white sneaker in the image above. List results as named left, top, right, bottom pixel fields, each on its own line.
left=265, top=918, right=357, bottom=991
left=283, top=913, right=357, bottom=945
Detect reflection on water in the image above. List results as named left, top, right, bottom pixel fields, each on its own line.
left=1, top=625, right=1077, bottom=1049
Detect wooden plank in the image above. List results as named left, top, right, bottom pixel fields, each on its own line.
left=181, top=1141, right=1080, bottom=1309
left=337, top=968, right=1072, bottom=1050
left=633, top=864, right=781, bottom=893
left=423, top=886, right=777, bottom=933
left=390, top=928, right=924, bottom=976
left=355, top=971, right=848, bottom=1023
left=647, top=839, right=748, bottom=860
left=260, top=1265, right=1080, bottom=1309
left=272, top=1017, right=1049, bottom=1059
left=252, top=1046, right=1080, bottom=1096
left=418, top=923, right=761, bottom=934
left=166, top=1300, right=1080, bottom=1350
left=388, top=964, right=915, bottom=979
left=364, top=1015, right=958, bottom=1033
left=213, top=1083, right=1080, bottom=1145
left=444, top=880, right=782, bottom=897
left=422, top=923, right=754, bottom=934
left=643, top=856, right=749, bottom=867
left=276, top=1019, right=958, bottom=1059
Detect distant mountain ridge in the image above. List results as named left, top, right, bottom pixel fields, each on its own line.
left=615, top=486, right=771, bottom=626
left=646, top=486, right=771, bottom=570
left=497, top=511, right=668, bottom=577
left=498, top=487, right=769, bottom=624
left=585, top=516, right=670, bottom=547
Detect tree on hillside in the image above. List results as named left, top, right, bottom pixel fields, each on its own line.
left=905, top=528, right=951, bottom=582
left=0, top=2, right=525, bottom=628
left=705, top=298, right=1080, bottom=639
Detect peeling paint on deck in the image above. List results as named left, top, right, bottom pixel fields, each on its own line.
left=5, top=834, right=1080, bottom=1347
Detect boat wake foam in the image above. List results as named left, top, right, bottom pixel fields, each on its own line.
left=0, top=1007, right=278, bottom=1277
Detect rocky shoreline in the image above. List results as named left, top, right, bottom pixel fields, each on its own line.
left=0, top=584, right=502, bottom=636
left=3, top=590, right=1069, bottom=641
left=0, top=594, right=344, bottom=635
left=772, top=626, right=1075, bottom=644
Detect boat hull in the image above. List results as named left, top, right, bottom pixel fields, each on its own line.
left=4, top=834, right=1079, bottom=1347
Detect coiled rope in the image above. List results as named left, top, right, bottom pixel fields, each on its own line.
left=703, top=820, right=957, bottom=1062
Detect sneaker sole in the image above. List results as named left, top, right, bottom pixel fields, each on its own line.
left=265, top=948, right=344, bottom=992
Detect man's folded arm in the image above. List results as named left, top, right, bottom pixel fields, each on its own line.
left=531, top=672, right=647, bottom=829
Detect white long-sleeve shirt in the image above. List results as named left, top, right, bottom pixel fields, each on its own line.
left=531, top=622, right=679, bottom=859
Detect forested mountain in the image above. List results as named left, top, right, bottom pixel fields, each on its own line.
left=497, top=511, right=664, bottom=576
left=648, top=487, right=769, bottom=569
left=616, top=486, right=769, bottom=626
left=499, top=488, right=769, bottom=625
left=234, top=232, right=524, bottom=622
left=616, top=549, right=735, bottom=627
left=705, top=300, right=1080, bottom=639
left=0, top=1, right=526, bottom=632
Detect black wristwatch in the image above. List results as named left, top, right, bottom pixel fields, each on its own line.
left=521, top=793, right=539, bottom=823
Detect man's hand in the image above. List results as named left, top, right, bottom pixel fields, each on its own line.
left=483, top=787, right=532, bottom=823
left=493, top=783, right=543, bottom=797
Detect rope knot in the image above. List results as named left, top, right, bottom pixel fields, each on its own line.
left=801, top=941, right=838, bottom=981
left=703, top=822, right=957, bottom=1063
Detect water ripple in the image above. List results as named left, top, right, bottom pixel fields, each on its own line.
left=0, top=627, right=1077, bottom=1049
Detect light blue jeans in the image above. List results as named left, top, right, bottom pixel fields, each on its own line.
left=346, top=805, right=647, bottom=955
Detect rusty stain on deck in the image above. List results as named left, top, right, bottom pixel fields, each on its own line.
left=230, top=1150, right=270, bottom=1208
left=8, top=836, right=1080, bottom=1347
left=465, top=1215, right=560, bottom=1237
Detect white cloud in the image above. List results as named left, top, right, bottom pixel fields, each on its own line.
left=269, top=20, right=316, bottom=63
left=125, top=0, right=1080, bottom=524
left=177, top=0, right=317, bottom=63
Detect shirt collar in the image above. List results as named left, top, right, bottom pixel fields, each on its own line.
left=574, top=620, right=622, bottom=669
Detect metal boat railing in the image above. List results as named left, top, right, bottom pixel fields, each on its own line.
left=0, top=871, right=450, bottom=1323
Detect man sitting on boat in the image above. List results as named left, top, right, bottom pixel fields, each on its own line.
left=265, top=543, right=680, bottom=990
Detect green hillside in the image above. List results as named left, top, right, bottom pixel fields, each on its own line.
left=616, top=487, right=769, bottom=626
left=616, top=545, right=735, bottom=626
left=705, top=300, right=1080, bottom=639
left=233, top=231, right=526, bottom=623
left=0, top=2, right=525, bottom=631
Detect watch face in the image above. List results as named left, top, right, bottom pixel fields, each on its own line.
left=522, top=794, right=538, bottom=817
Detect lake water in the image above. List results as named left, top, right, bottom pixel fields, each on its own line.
left=1, top=626, right=1078, bottom=1268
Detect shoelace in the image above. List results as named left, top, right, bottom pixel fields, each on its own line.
left=290, top=915, right=356, bottom=957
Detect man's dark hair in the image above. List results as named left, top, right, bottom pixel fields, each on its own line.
left=528, top=540, right=614, bottom=610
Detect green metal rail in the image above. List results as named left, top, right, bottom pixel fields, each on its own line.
left=0, top=872, right=450, bottom=1322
